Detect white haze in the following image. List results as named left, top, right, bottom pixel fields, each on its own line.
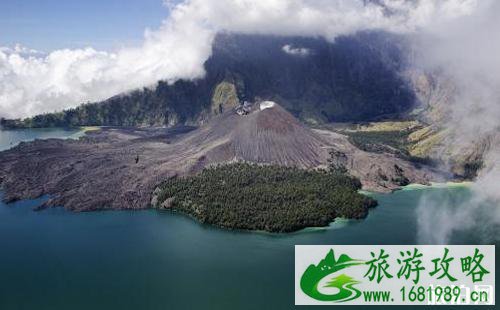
left=0, top=3, right=214, bottom=119
left=0, top=0, right=478, bottom=119
left=2, top=0, right=498, bottom=243
left=414, top=0, right=500, bottom=243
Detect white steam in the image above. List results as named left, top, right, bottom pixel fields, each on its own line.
left=417, top=187, right=500, bottom=244
left=0, top=0, right=478, bottom=119
left=415, top=0, right=500, bottom=243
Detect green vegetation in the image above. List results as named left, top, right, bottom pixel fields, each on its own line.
left=461, top=161, right=484, bottom=180
left=211, top=81, right=240, bottom=115
left=0, top=81, right=238, bottom=130
left=153, top=163, right=376, bottom=232
left=347, top=130, right=439, bottom=166
left=408, top=126, right=445, bottom=158
left=327, top=149, right=349, bottom=175
left=1, top=33, right=415, bottom=129
left=354, top=121, right=420, bottom=132
left=338, top=121, right=438, bottom=167
left=0, top=79, right=214, bottom=129
left=346, top=130, right=410, bottom=155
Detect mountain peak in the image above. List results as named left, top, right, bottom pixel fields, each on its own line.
left=193, top=100, right=330, bottom=168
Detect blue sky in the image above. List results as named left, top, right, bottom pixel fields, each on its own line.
left=0, top=0, right=172, bottom=51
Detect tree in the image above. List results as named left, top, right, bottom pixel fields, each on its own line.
left=328, top=150, right=348, bottom=175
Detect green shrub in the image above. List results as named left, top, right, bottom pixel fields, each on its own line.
left=154, top=163, right=376, bottom=232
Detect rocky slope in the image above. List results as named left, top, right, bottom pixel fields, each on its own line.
left=0, top=102, right=439, bottom=211
left=405, top=70, right=491, bottom=179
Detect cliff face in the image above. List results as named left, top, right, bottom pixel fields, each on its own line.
left=206, top=32, right=414, bottom=122
left=405, top=70, right=491, bottom=179
left=1, top=32, right=415, bottom=129
left=406, top=71, right=457, bottom=124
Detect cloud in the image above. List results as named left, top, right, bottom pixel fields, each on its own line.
left=282, top=44, right=310, bottom=56
left=0, top=0, right=482, bottom=119
left=0, top=1, right=214, bottom=119
left=0, top=44, right=43, bottom=56
left=415, top=0, right=500, bottom=141
left=413, top=0, right=500, bottom=243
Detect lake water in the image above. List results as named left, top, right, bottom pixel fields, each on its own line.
left=0, top=129, right=497, bottom=309
left=0, top=127, right=86, bottom=151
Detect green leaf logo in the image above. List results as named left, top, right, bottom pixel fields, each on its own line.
left=300, top=249, right=364, bottom=302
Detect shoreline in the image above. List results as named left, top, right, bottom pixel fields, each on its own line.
left=0, top=180, right=469, bottom=236
left=401, top=181, right=473, bottom=191
left=0, top=125, right=456, bottom=228
left=359, top=181, right=473, bottom=196
left=158, top=207, right=360, bottom=236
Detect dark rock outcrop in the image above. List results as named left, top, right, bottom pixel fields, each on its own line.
left=0, top=103, right=438, bottom=211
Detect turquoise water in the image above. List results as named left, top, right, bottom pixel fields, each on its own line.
left=0, top=127, right=84, bottom=151
left=0, top=129, right=497, bottom=309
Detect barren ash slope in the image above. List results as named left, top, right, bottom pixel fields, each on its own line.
left=0, top=100, right=438, bottom=212
left=183, top=101, right=327, bottom=168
